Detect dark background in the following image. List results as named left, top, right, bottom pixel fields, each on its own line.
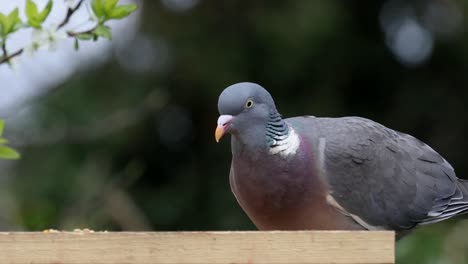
left=3, top=0, right=468, bottom=263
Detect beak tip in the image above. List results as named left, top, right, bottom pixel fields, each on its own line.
left=215, top=126, right=225, bottom=143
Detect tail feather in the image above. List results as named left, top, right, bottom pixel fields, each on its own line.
left=457, top=179, right=468, bottom=219
left=421, top=179, right=468, bottom=225
left=460, top=179, right=468, bottom=195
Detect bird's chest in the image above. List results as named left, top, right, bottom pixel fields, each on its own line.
left=230, top=148, right=318, bottom=222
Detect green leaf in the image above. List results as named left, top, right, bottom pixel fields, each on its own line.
left=0, top=145, right=20, bottom=159
left=28, top=18, right=41, bottom=28
left=37, top=0, right=53, bottom=23
left=6, top=8, right=22, bottom=34
left=0, top=138, right=7, bottom=144
left=25, top=0, right=38, bottom=21
left=94, top=24, right=111, bottom=40
left=92, top=0, right=105, bottom=19
left=0, top=8, right=20, bottom=37
left=107, top=4, right=137, bottom=20
left=0, top=119, right=4, bottom=136
left=74, top=38, right=79, bottom=50
left=25, top=0, right=51, bottom=28
left=8, top=8, right=19, bottom=24
left=0, top=13, right=7, bottom=37
left=75, top=33, right=94, bottom=40
left=26, top=0, right=42, bottom=28
left=104, top=0, right=119, bottom=13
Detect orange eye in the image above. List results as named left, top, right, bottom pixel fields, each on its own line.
left=245, top=99, right=254, bottom=108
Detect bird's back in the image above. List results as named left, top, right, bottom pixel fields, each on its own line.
left=287, top=115, right=468, bottom=233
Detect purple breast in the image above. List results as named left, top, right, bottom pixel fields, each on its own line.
left=230, top=142, right=325, bottom=229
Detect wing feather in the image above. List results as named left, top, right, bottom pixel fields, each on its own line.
left=313, top=117, right=468, bottom=230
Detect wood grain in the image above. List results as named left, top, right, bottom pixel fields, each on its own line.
left=0, top=231, right=394, bottom=264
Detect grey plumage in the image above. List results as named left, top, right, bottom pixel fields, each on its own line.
left=292, top=116, right=468, bottom=229
left=216, top=82, right=468, bottom=237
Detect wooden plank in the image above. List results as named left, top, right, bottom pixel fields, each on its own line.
left=0, top=231, right=394, bottom=264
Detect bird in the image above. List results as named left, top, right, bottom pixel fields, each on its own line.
left=215, top=82, right=468, bottom=239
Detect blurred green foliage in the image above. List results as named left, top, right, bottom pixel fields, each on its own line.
left=1, top=0, right=468, bottom=263
left=0, top=120, right=20, bottom=159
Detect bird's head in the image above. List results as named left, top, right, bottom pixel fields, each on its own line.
left=215, top=82, right=277, bottom=142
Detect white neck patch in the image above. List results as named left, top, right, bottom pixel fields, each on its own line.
left=268, top=126, right=300, bottom=157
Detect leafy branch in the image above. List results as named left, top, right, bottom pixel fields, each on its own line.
left=0, top=0, right=137, bottom=65
left=0, top=0, right=138, bottom=159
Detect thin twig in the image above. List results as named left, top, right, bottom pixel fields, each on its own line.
left=1, top=42, right=7, bottom=57
left=57, top=0, right=86, bottom=29
left=0, top=49, right=23, bottom=65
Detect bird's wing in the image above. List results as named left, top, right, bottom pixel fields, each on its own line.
left=311, top=116, right=468, bottom=230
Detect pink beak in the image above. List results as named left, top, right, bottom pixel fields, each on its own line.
left=215, top=115, right=233, bottom=142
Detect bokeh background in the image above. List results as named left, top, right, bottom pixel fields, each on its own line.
left=1, top=0, right=468, bottom=263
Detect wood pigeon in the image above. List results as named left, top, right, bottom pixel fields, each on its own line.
left=215, top=82, right=468, bottom=238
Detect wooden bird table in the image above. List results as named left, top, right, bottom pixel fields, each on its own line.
left=0, top=231, right=394, bottom=264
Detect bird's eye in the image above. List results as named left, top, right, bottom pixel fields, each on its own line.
left=245, top=99, right=254, bottom=109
